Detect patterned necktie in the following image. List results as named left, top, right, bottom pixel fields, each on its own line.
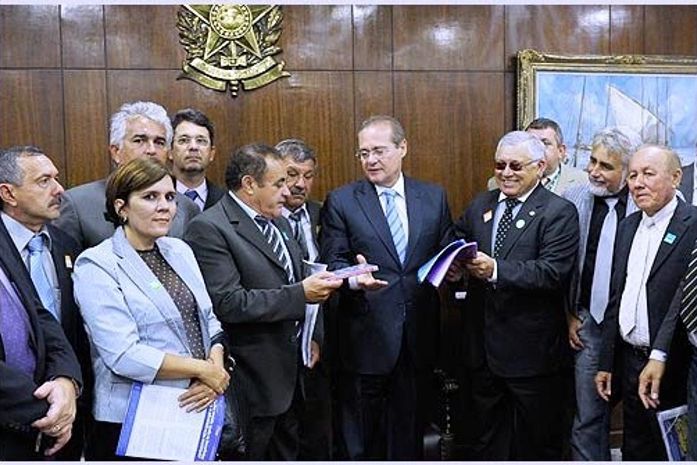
left=184, top=189, right=198, bottom=202
left=255, top=216, right=295, bottom=283
left=0, top=271, right=37, bottom=377
left=680, top=241, right=697, bottom=334
left=27, top=234, right=59, bottom=320
left=589, top=197, right=618, bottom=323
left=383, top=189, right=407, bottom=265
left=288, top=210, right=309, bottom=261
left=493, top=198, right=519, bottom=258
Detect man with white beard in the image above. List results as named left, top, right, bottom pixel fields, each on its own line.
left=563, top=127, right=641, bottom=460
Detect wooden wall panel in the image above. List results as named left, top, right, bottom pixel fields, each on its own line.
left=281, top=6, right=353, bottom=70
left=354, top=71, right=393, bottom=128
left=61, top=5, right=105, bottom=69
left=394, top=72, right=505, bottom=215
left=105, top=6, right=183, bottom=68
left=393, top=6, right=504, bottom=71
left=63, top=70, right=108, bottom=186
left=609, top=5, right=644, bottom=55
left=506, top=6, right=611, bottom=70
left=0, top=70, right=65, bottom=174
left=353, top=6, right=392, bottom=71
left=644, top=6, right=697, bottom=56
left=0, top=6, right=60, bottom=68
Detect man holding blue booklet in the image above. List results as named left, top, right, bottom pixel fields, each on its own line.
left=320, top=115, right=454, bottom=460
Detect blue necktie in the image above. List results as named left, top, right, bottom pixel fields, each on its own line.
left=383, top=189, right=407, bottom=264
left=255, top=216, right=295, bottom=283
left=27, top=234, right=59, bottom=320
left=184, top=189, right=198, bottom=201
left=0, top=270, right=37, bottom=377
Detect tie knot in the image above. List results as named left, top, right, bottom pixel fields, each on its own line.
left=604, top=197, right=619, bottom=209
left=383, top=189, right=397, bottom=199
left=184, top=189, right=199, bottom=201
left=504, top=198, right=519, bottom=209
left=255, top=215, right=270, bottom=228
left=27, top=234, right=46, bottom=254
left=288, top=210, right=303, bottom=223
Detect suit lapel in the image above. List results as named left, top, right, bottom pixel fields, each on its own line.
left=648, top=201, right=693, bottom=280
left=47, top=231, right=76, bottom=338
left=498, top=185, right=545, bottom=259
left=475, top=191, right=498, bottom=255
left=615, top=213, right=641, bottom=283
left=354, top=180, right=401, bottom=266
left=404, top=177, right=422, bottom=267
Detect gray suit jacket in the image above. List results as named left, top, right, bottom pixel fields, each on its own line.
left=563, top=184, right=639, bottom=315
left=55, top=179, right=199, bottom=249
left=185, top=194, right=307, bottom=417
left=487, top=164, right=588, bottom=195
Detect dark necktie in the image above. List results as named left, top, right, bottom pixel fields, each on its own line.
left=0, top=273, right=37, bottom=377
left=493, top=198, right=519, bottom=258
left=27, top=234, right=59, bottom=320
left=288, top=210, right=309, bottom=260
left=255, top=216, right=295, bottom=283
left=680, top=242, right=697, bottom=334
left=184, top=189, right=198, bottom=202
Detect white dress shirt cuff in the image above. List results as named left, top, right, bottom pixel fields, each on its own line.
left=649, top=349, right=667, bottom=362
left=487, top=259, right=498, bottom=283
left=348, top=276, right=360, bottom=290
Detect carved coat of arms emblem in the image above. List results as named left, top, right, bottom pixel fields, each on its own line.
left=177, top=5, right=289, bottom=97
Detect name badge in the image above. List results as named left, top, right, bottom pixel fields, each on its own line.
left=483, top=210, right=493, bottom=223
left=664, top=232, right=677, bottom=244
left=64, top=255, right=73, bottom=269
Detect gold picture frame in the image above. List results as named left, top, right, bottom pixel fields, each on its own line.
left=517, top=49, right=697, bottom=167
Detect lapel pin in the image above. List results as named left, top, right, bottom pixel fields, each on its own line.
left=664, top=232, right=677, bottom=244
left=483, top=210, right=493, bottom=223
left=516, top=219, right=526, bottom=229
left=64, top=255, right=73, bottom=269
left=149, top=281, right=162, bottom=290
left=529, top=210, right=536, bottom=217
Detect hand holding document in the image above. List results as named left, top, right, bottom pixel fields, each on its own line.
left=418, top=239, right=478, bottom=287
left=117, top=383, right=225, bottom=461
left=302, top=260, right=327, bottom=367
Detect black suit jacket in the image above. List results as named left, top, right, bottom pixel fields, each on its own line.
left=320, top=177, right=454, bottom=375
left=185, top=195, right=307, bottom=417
left=0, top=221, right=82, bottom=449
left=456, top=184, right=579, bottom=378
left=203, top=179, right=226, bottom=210
left=599, top=199, right=697, bottom=404
left=679, top=163, right=694, bottom=205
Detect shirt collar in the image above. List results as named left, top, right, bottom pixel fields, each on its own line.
left=374, top=173, right=405, bottom=199
left=282, top=203, right=308, bottom=220
left=228, top=190, right=265, bottom=223
left=1, top=211, right=52, bottom=254
left=497, top=181, right=540, bottom=204
left=176, top=178, right=208, bottom=199
left=641, top=194, right=678, bottom=227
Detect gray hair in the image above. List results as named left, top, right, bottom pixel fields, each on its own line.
left=0, top=145, right=46, bottom=186
left=591, top=127, right=641, bottom=169
left=358, top=115, right=406, bottom=146
left=275, top=138, right=317, bottom=165
left=109, top=101, right=173, bottom=149
left=496, top=130, right=545, bottom=161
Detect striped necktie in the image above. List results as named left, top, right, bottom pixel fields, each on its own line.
left=383, top=189, right=406, bottom=265
left=288, top=210, right=309, bottom=260
left=680, top=241, right=697, bottom=334
left=255, top=216, right=295, bottom=283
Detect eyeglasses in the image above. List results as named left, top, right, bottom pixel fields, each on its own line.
left=355, top=146, right=394, bottom=161
left=174, top=136, right=211, bottom=147
left=494, top=159, right=538, bottom=172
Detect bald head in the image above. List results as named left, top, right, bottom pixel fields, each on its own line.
left=627, top=144, right=682, bottom=216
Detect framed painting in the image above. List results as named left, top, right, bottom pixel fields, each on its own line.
left=517, top=49, right=697, bottom=169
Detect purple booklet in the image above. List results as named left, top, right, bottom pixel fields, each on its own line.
left=418, top=239, right=478, bottom=287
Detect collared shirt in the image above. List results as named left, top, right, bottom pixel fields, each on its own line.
left=374, top=173, right=409, bottom=244
left=176, top=179, right=208, bottom=211
left=228, top=191, right=294, bottom=267
left=282, top=204, right=319, bottom=262
left=620, top=195, right=678, bottom=349
left=489, top=181, right=540, bottom=282
left=1, top=212, right=61, bottom=312
left=543, top=165, right=562, bottom=192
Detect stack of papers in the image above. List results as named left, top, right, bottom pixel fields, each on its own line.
left=418, top=239, right=478, bottom=287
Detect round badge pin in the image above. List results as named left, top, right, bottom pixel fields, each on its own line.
left=529, top=210, right=536, bottom=217
left=516, top=219, right=525, bottom=229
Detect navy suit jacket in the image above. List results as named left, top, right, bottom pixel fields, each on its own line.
left=320, top=177, right=454, bottom=375
left=0, top=221, right=81, bottom=442
left=203, top=179, right=226, bottom=210
left=599, top=199, right=697, bottom=405
left=456, top=184, right=579, bottom=378
left=679, top=163, right=694, bottom=205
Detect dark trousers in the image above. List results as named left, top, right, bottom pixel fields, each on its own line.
left=338, top=343, right=424, bottom=460
left=0, top=431, right=42, bottom=461
left=246, top=398, right=300, bottom=461
left=470, top=363, right=565, bottom=460
left=53, top=406, right=92, bottom=460
left=89, top=421, right=146, bottom=461
left=297, top=362, right=332, bottom=460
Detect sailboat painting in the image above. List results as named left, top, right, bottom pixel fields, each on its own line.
left=535, top=72, right=697, bottom=169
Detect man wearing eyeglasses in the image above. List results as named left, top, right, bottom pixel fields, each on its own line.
left=320, top=115, right=454, bottom=460
left=486, top=118, right=587, bottom=195
left=454, top=130, right=579, bottom=460
left=169, top=108, right=226, bottom=211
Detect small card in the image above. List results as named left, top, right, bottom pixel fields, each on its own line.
left=332, top=263, right=379, bottom=279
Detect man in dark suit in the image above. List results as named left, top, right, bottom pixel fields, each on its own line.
left=596, top=144, right=697, bottom=460
left=276, top=138, right=332, bottom=460
left=0, top=146, right=91, bottom=460
left=169, top=108, right=226, bottom=211
left=320, top=115, right=454, bottom=460
left=54, top=101, right=199, bottom=249
left=184, top=143, right=342, bottom=460
left=677, top=143, right=697, bottom=204
left=0, top=148, right=82, bottom=460
left=454, top=130, right=579, bottom=460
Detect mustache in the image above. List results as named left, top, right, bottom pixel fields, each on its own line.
left=289, top=186, right=306, bottom=196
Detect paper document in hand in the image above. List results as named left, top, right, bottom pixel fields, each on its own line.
left=656, top=404, right=689, bottom=461
left=418, top=239, right=478, bottom=287
left=332, top=263, right=379, bottom=279
left=117, top=382, right=225, bottom=461
left=301, top=260, right=327, bottom=367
